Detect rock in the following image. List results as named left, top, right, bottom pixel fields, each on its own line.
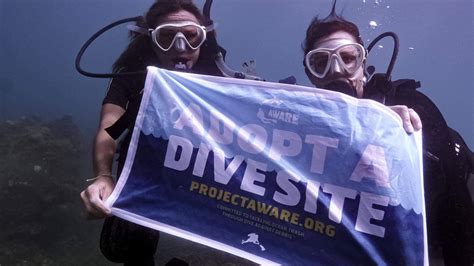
left=33, top=165, right=42, bottom=173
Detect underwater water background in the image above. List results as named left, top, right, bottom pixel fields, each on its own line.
left=0, top=0, right=472, bottom=265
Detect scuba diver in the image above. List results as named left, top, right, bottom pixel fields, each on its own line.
left=302, top=3, right=473, bottom=265
left=303, top=5, right=421, bottom=133
left=77, top=0, right=239, bottom=265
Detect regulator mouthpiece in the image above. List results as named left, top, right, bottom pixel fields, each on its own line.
left=324, top=80, right=356, bottom=97
left=174, top=61, right=188, bottom=71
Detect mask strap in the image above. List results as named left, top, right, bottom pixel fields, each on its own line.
left=127, top=25, right=148, bottom=35
left=205, top=22, right=217, bottom=32
left=128, top=22, right=215, bottom=35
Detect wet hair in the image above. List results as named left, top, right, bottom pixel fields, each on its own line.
left=302, top=1, right=364, bottom=57
left=113, top=0, right=205, bottom=72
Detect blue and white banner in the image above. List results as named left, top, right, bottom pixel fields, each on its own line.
left=106, top=67, right=427, bottom=265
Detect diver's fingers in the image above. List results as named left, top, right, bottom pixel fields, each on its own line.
left=81, top=185, right=111, bottom=219
left=97, top=178, right=115, bottom=216
left=400, top=106, right=415, bottom=134
left=100, top=181, right=114, bottom=201
left=80, top=189, right=102, bottom=219
left=409, top=108, right=422, bottom=131
left=389, top=105, right=414, bottom=134
left=89, top=194, right=111, bottom=218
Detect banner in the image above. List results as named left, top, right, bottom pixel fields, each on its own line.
left=106, top=67, right=427, bottom=265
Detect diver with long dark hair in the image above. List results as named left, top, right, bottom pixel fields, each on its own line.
left=79, top=0, right=226, bottom=265
left=302, top=3, right=473, bottom=265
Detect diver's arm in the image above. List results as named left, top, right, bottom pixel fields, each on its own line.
left=92, top=103, right=125, bottom=177
left=388, top=105, right=422, bottom=133
left=80, top=103, right=125, bottom=219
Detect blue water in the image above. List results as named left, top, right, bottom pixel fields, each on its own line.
left=0, top=0, right=472, bottom=265
left=0, top=0, right=472, bottom=147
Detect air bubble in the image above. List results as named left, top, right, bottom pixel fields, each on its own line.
left=369, top=21, right=378, bottom=29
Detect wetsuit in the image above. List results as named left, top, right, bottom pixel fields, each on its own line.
left=368, top=80, right=474, bottom=265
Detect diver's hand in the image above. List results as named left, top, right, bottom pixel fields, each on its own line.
left=80, top=175, right=115, bottom=219
left=388, top=105, right=422, bottom=134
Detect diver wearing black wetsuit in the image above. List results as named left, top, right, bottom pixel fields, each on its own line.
left=301, top=7, right=473, bottom=265
left=80, top=1, right=225, bottom=265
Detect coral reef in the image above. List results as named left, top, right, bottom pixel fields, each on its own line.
left=0, top=116, right=256, bottom=265
left=0, top=116, right=110, bottom=265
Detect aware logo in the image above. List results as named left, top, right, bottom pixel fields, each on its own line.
left=257, top=97, right=299, bottom=126
left=257, top=108, right=299, bottom=126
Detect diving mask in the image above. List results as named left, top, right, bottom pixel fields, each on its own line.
left=150, top=21, right=210, bottom=51
left=305, top=39, right=366, bottom=79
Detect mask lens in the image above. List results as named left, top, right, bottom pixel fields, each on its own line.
left=155, top=27, right=177, bottom=49
left=154, top=23, right=206, bottom=51
left=180, top=25, right=204, bottom=48
left=337, top=44, right=363, bottom=73
left=308, top=51, right=330, bottom=76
